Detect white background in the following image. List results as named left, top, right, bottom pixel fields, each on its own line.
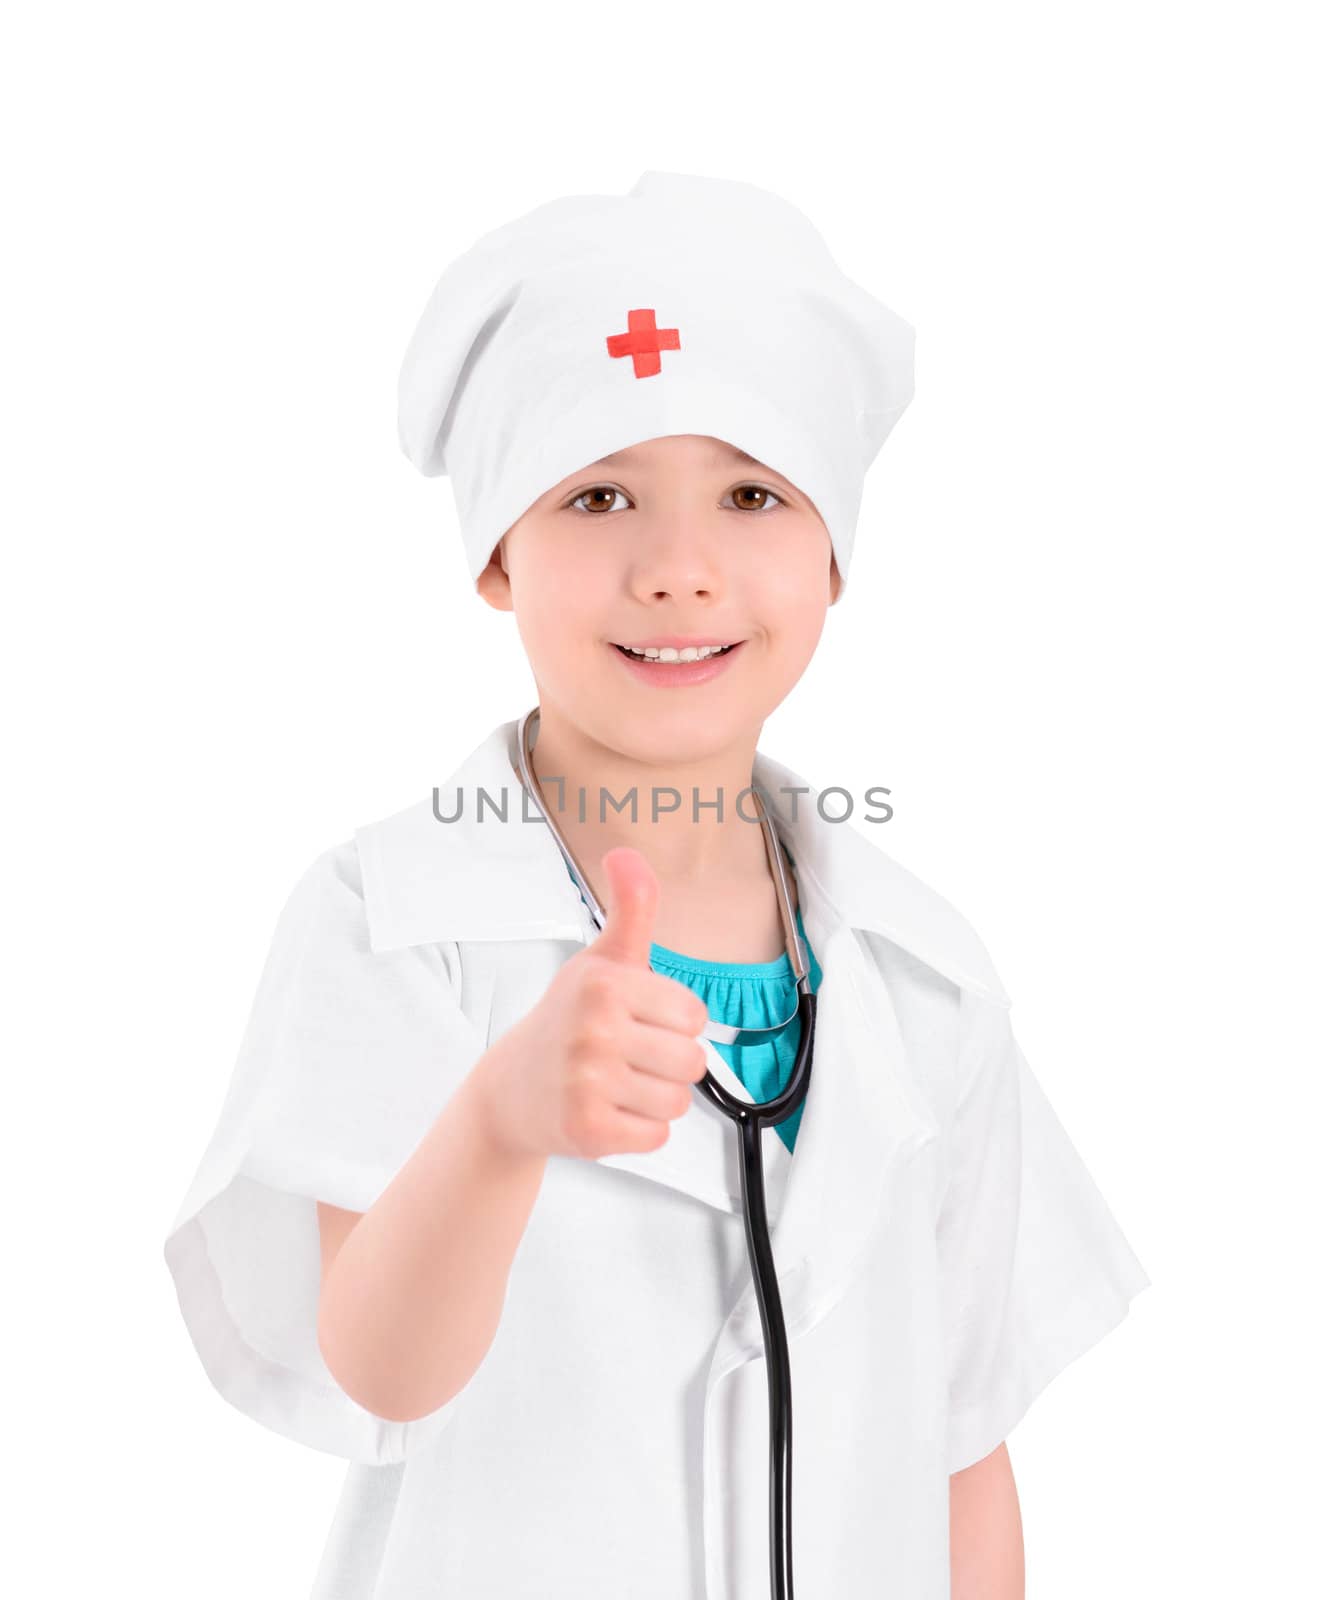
left=5, top=2, right=1314, bottom=1594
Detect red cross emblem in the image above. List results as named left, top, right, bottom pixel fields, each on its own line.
left=605, top=308, right=681, bottom=378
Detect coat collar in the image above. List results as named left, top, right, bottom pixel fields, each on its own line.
left=355, top=717, right=1010, bottom=1008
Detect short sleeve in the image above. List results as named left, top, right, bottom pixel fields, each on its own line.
left=937, top=993, right=1152, bottom=1474
left=162, top=841, right=488, bottom=1464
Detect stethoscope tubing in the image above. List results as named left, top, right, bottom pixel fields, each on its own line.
left=514, top=706, right=814, bottom=1600
left=715, top=987, right=815, bottom=1600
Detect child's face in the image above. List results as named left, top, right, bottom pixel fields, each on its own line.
left=478, top=434, right=839, bottom=765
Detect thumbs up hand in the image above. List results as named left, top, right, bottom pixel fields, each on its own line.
left=472, top=846, right=711, bottom=1162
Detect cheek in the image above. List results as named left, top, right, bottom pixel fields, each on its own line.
left=754, top=545, right=833, bottom=633
left=741, top=559, right=831, bottom=692
left=755, top=512, right=832, bottom=583
left=513, top=548, right=613, bottom=668
left=516, top=532, right=603, bottom=616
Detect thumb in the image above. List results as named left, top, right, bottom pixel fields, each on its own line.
left=592, top=847, right=659, bottom=968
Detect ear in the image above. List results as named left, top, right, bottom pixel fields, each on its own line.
left=827, top=552, right=842, bottom=605
left=475, top=539, right=513, bottom=611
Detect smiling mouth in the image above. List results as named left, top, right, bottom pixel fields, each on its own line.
left=612, top=642, right=743, bottom=662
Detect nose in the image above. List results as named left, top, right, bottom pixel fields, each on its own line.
left=625, top=521, right=723, bottom=605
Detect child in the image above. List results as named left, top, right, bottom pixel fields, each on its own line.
left=163, top=170, right=1150, bottom=1599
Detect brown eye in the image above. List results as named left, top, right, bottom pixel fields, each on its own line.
left=569, top=485, right=634, bottom=514
left=729, top=484, right=783, bottom=512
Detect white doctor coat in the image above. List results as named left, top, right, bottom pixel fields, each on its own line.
left=163, top=718, right=1151, bottom=1599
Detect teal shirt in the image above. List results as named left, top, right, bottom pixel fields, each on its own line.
left=562, top=860, right=822, bottom=1152
left=649, top=906, right=823, bottom=1153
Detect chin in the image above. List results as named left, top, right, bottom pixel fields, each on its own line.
left=605, top=704, right=757, bottom=765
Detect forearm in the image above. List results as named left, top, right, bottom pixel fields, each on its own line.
left=949, top=1442, right=1025, bottom=1600
left=317, top=1041, right=546, bottom=1421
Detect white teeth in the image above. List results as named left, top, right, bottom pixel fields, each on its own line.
left=617, top=643, right=735, bottom=662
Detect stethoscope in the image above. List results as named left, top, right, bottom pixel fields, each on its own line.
left=515, top=706, right=815, bottom=1600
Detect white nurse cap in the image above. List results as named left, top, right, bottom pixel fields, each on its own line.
left=397, top=170, right=915, bottom=596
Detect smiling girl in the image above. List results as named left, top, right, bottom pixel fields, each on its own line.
left=164, top=171, right=1150, bottom=1600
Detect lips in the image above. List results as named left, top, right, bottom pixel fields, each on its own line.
left=609, top=639, right=746, bottom=687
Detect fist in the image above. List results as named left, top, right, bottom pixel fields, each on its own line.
left=475, top=847, right=711, bottom=1161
